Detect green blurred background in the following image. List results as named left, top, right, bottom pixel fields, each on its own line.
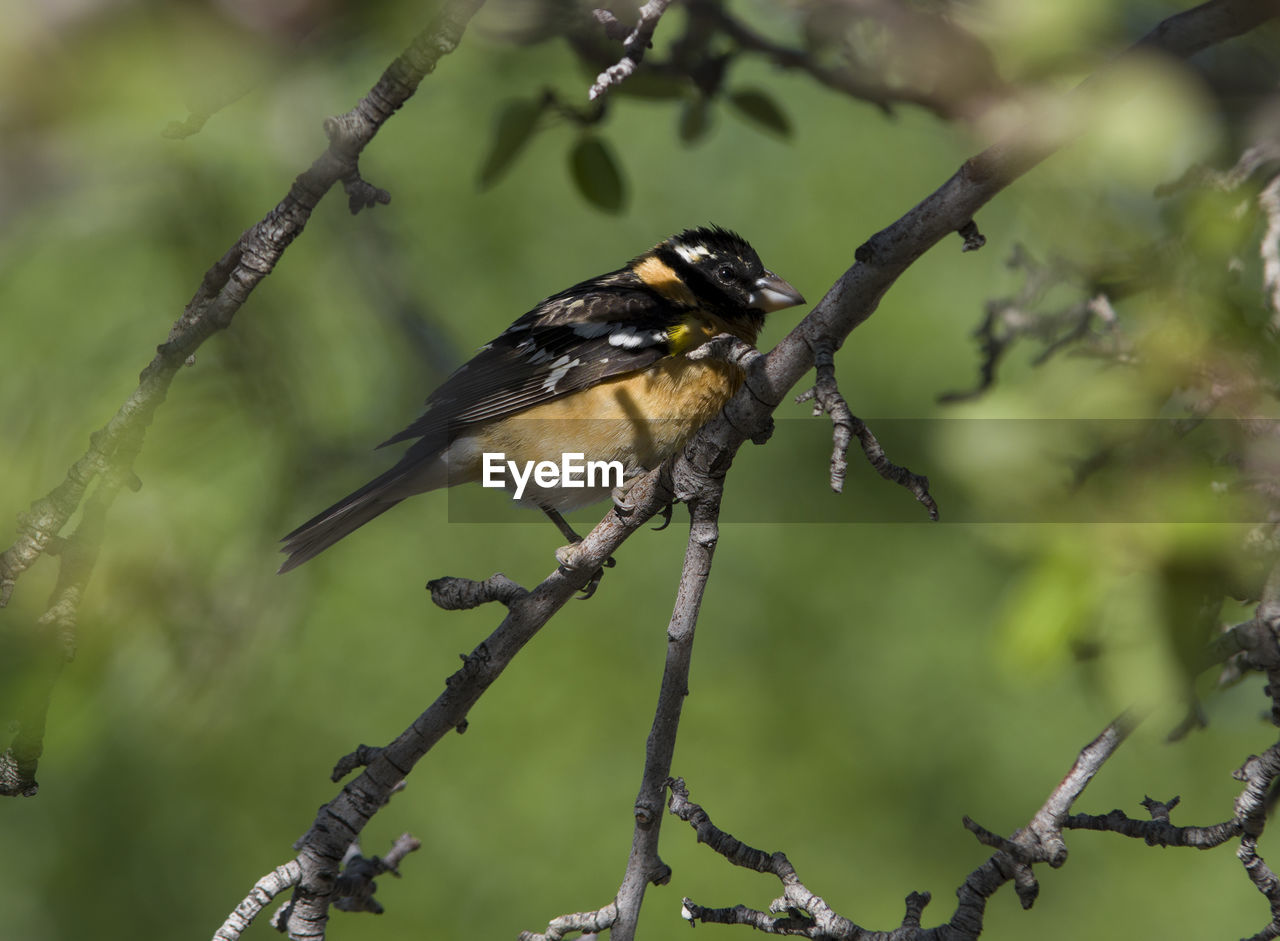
left=2, top=0, right=1277, bottom=938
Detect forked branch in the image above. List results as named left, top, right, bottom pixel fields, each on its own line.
left=796, top=340, right=938, bottom=518
left=673, top=718, right=1133, bottom=938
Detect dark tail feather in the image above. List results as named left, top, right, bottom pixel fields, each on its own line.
left=278, top=469, right=408, bottom=573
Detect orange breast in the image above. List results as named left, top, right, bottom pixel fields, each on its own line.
left=467, top=357, right=744, bottom=475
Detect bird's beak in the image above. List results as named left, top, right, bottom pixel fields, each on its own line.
left=748, top=270, right=805, bottom=312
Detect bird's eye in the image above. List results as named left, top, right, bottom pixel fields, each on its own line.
left=716, top=264, right=735, bottom=283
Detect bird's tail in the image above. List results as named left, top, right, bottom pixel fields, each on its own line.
left=278, top=463, right=412, bottom=573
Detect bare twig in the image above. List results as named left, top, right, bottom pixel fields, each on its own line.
left=671, top=778, right=860, bottom=937
left=588, top=0, right=676, bottom=100
left=1064, top=575, right=1280, bottom=940
left=940, top=247, right=1130, bottom=403
left=519, top=904, right=619, bottom=941
left=213, top=862, right=304, bottom=941
left=427, top=573, right=529, bottom=610
left=524, top=455, right=727, bottom=940
left=673, top=717, right=1133, bottom=938
left=795, top=341, right=939, bottom=518
left=1235, top=673, right=1280, bottom=935
left=614, top=493, right=722, bottom=940
left=1065, top=801, right=1240, bottom=848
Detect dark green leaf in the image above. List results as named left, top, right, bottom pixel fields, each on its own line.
left=478, top=98, right=544, bottom=189
left=569, top=136, right=627, bottom=213
left=727, top=88, right=793, bottom=139
left=678, top=97, right=711, bottom=145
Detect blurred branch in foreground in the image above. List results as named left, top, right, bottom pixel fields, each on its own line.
left=0, top=0, right=486, bottom=798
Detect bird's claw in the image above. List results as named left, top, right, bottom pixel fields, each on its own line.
left=578, top=570, right=604, bottom=599
left=556, top=543, right=613, bottom=599
left=612, top=477, right=641, bottom=516
left=613, top=479, right=674, bottom=532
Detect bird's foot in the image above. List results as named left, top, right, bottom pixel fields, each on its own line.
left=545, top=507, right=614, bottom=599
left=611, top=477, right=642, bottom=515
left=555, top=543, right=613, bottom=599
left=613, top=478, right=674, bottom=531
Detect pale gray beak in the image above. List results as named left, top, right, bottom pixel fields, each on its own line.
left=748, top=270, right=805, bottom=312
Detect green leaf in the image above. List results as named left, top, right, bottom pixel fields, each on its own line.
left=478, top=98, right=544, bottom=189
left=569, top=136, right=627, bottom=213
left=678, top=97, right=711, bottom=145
left=727, top=88, right=793, bottom=139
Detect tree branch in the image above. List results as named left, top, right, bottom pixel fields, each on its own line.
left=0, top=0, right=487, bottom=800
left=1065, top=798, right=1241, bottom=849
left=212, top=1, right=1279, bottom=937
left=588, top=0, right=676, bottom=101
left=611, top=486, right=723, bottom=940
left=795, top=340, right=939, bottom=517
left=672, top=717, right=1133, bottom=938
left=213, top=861, right=303, bottom=941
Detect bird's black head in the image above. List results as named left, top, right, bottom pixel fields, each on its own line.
left=652, top=225, right=805, bottom=319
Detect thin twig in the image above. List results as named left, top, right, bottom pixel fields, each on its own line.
left=526, top=473, right=727, bottom=940
left=672, top=717, right=1133, bottom=938
left=589, top=0, right=676, bottom=100
left=795, top=342, right=939, bottom=519
left=1065, top=804, right=1240, bottom=848
left=213, top=862, right=303, bottom=941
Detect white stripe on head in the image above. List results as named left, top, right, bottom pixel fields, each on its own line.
left=674, top=241, right=709, bottom=264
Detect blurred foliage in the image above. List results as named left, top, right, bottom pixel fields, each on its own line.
left=1, top=0, right=1279, bottom=939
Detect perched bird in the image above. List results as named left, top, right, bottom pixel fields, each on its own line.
left=279, top=226, right=804, bottom=573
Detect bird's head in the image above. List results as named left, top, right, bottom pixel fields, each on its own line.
left=657, top=225, right=805, bottom=316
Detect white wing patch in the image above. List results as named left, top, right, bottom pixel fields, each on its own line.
left=608, top=325, right=666, bottom=349
left=542, top=354, right=582, bottom=392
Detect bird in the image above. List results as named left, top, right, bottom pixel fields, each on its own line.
left=278, top=225, right=804, bottom=574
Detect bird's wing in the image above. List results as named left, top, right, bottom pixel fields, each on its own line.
left=379, top=277, right=689, bottom=448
